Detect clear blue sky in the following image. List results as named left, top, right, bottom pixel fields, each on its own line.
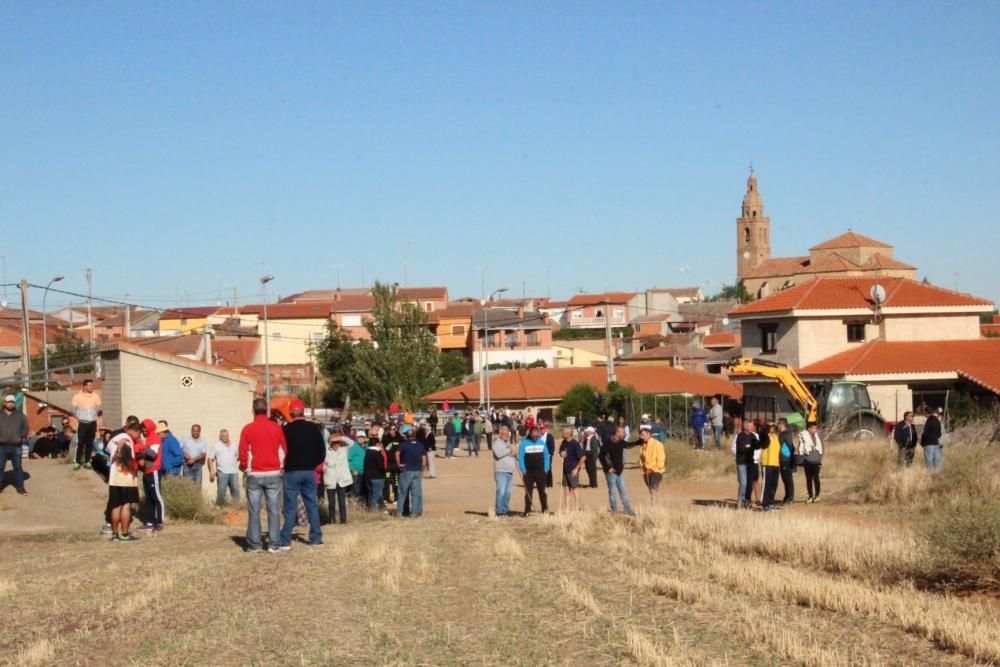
left=2, top=2, right=998, bottom=310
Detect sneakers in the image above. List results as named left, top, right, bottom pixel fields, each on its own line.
left=140, top=523, right=155, bottom=531
left=277, top=545, right=292, bottom=552
left=111, top=533, right=121, bottom=542
left=120, top=533, right=140, bottom=542
left=812, top=495, right=821, bottom=503
left=246, top=547, right=263, bottom=554
left=101, top=523, right=113, bottom=535
left=17, top=489, right=27, bottom=496
left=83, top=462, right=92, bottom=470
left=806, top=496, right=820, bottom=504
left=152, top=525, right=164, bottom=532
left=267, top=546, right=282, bottom=554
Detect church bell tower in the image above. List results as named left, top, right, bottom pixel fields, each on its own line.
left=736, top=168, right=771, bottom=280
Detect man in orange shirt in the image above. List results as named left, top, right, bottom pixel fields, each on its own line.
left=72, top=379, right=102, bottom=470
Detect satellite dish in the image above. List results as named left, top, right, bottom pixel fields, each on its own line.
left=0, top=299, right=7, bottom=309
left=742, top=251, right=751, bottom=260
left=616, top=347, right=624, bottom=356
left=870, top=284, right=887, bottom=303
left=721, top=317, right=730, bottom=326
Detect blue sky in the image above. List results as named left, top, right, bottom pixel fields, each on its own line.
left=2, top=2, right=998, bottom=310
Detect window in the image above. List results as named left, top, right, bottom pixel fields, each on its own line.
left=595, top=309, right=603, bottom=318
left=485, top=333, right=497, bottom=347
left=760, top=324, right=778, bottom=354
left=613, top=308, right=624, bottom=319
left=425, top=303, right=432, bottom=312
left=846, top=322, right=866, bottom=343
left=752, top=211, right=757, bottom=218
left=311, top=332, right=324, bottom=342
left=571, top=311, right=582, bottom=320
left=527, top=332, right=540, bottom=346
left=744, top=227, right=750, bottom=243
left=450, top=324, right=466, bottom=336
left=505, top=333, right=519, bottom=348
left=341, top=315, right=362, bottom=327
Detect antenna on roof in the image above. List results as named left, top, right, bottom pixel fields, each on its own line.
left=870, top=283, right=886, bottom=324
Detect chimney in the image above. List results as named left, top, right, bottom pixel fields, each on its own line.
left=203, top=326, right=212, bottom=364
left=517, top=304, right=525, bottom=319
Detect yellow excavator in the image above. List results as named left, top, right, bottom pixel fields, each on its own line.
left=726, top=357, right=887, bottom=440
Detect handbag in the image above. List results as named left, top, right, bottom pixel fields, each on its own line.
left=804, top=450, right=822, bottom=465
left=793, top=454, right=805, bottom=467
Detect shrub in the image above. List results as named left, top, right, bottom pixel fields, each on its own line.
left=159, top=475, right=219, bottom=523
left=919, top=496, right=1000, bottom=587
left=664, top=439, right=732, bottom=479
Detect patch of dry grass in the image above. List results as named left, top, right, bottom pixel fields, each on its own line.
left=492, top=532, right=524, bottom=560
left=15, top=638, right=56, bottom=667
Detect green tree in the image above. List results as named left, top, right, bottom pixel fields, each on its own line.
left=707, top=282, right=753, bottom=303
left=322, top=282, right=442, bottom=410
left=440, top=350, right=468, bottom=387
left=31, top=333, right=93, bottom=387
left=556, top=383, right=601, bottom=421
left=314, top=322, right=361, bottom=408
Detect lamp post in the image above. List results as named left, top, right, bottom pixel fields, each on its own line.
left=483, top=287, right=508, bottom=413
left=42, top=275, right=65, bottom=399
left=260, top=275, right=274, bottom=406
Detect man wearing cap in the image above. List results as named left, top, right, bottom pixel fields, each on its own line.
left=239, top=398, right=288, bottom=552
left=71, top=379, right=101, bottom=470
left=395, top=423, right=427, bottom=518
left=278, top=399, right=325, bottom=549
left=159, top=421, right=184, bottom=477
left=638, top=425, right=666, bottom=506
left=0, top=394, right=28, bottom=495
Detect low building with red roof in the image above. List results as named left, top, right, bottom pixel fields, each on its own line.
left=424, top=366, right=741, bottom=420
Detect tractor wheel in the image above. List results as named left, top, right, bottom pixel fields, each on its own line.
left=851, top=419, right=883, bottom=442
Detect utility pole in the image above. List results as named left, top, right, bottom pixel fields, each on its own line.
left=604, top=301, right=616, bottom=384
left=85, top=267, right=94, bottom=350
left=233, top=286, right=239, bottom=317
left=125, top=295, right=131, bottom=339
left=19, top=280, right=30, bottom=385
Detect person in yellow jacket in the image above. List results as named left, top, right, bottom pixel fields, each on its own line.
left=759, top=422, right=782, bottom=511
left=637, top=425, right=666, bottom=506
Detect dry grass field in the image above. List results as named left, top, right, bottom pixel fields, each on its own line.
left=2, top=431, right=999, bottom=666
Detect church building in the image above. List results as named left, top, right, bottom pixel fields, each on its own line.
left=735, top=170, right=917, bottom=298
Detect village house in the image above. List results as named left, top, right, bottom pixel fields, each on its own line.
left=157, top=306, right=221, bottom=336
left=470, top=307, right=554, bottom=371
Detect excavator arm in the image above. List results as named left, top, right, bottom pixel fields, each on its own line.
left=726, top=357, right=819, bottom=423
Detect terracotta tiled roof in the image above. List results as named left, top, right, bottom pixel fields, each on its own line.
left=281, top=288, right=370, bottom=303
left=126, top=335, right=203, bottom=356
left=567, top=291, right=636, bottom=307
left=798, top=339, right=1000, bottom=395
left=398, top=286, right=448, bottom=300
left=427, top=302, right=476, bottom=323
left=160, top=307, right=220, bottom=320
left=703, top=332, right=740, bottom=349
left=630, top=313, right=670, bottom=323
left=730, top=277, right=993, bottom=316
left=861, top=253, right=916, bottom=270
left=220, top=302, right=336, bottom=319
left=619, top=345, right=712, bottom=361
left=211, top=338, right=259, bottom=369
left=809, top=231, right=892, bottom=251
left=425, top=366, right=742, bottom=403
left=739, top=256, right=810, bottom=279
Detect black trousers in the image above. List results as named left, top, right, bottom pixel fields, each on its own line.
left=779, top=463, right=795, bottom=502
left=326, top=486, right=348, bottom=524
left=143, top=471, right=164, bottom=526
left=523, top=470, right=548, bottom=514
left=804, top=463, right=822, bottom=498
left=897, top=445, right=915, bottom=468
left=76, top=421, right=97, bottom=465
left=761, top=466, right=779, bottom=507
left=584, top=453, right=598, bottom=487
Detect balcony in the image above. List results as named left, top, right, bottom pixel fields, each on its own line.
left=569, top=315, right=627, bottom=328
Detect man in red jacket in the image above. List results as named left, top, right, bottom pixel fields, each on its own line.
left=139, top=418, right=165, bottom=532
left=239, top=398, right=287, bottom=553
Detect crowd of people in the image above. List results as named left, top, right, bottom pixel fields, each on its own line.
left=0, top=381, right=956, bottom=546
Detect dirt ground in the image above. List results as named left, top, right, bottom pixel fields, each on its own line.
left=6, top=452, right=993, bottom=666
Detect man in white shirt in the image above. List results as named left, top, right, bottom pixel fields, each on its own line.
left=181, top=424, right=208, bottom=486
left=709, top=397, right=725, bottom=450
left=208, top=429, right=240, bottom=506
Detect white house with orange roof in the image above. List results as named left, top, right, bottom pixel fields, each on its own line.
left=727, top=276, right=996, bottom=420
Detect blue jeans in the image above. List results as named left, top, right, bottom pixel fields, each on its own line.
left=605, top=472, right=633, bottom=515
left=494, top=471, right=513, bottom=514
left=398, top=470, right=423, bottom=517
left=246, top=474, right=282, bottom=550
left=693, top=428, right=705, bottom=450
left=216, top=472, right=240, bottom=505
left=0, top=445, right=24, bottom=491
left=183, top=462, right=203, bottom=486
left=280, top=470, right=323, bottom=546
left=736, top=464, right=750, bottom=507
left=923, top=445, right=943, bottom=471
left=712, top=425, right=722, bottom=449
left=445, top=435, right=458, bottom=458
left=367, top=477, right=385, bottom=510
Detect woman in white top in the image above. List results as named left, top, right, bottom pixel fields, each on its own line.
left=798, top=421, right=824, bottom=503
left=324, top=432, right=354, bottom=524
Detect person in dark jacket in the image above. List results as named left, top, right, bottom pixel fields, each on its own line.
left=893, top=411, right=919, bottom=468
left=582, top=426, right=601, bottom=488
left=517, top=426, right=550, bottom=515
left=920, top=408, right=943, bottom=471
left=777, top=418, right=796, bottom=504
left=598, top=427, right=640, bottom=516
left=363, top=438, right=388, bottom=510
left=540, top=422, right=556, bottom=488
left=0, top=394, right=28, bottom=495
left=382, top=423, right=403, bottom=505
left=278, top=400, right=325, bottom=549
left=734, top=420, right=760, bottom=509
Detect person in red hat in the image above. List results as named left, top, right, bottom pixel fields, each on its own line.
left=278, top=399, right=325, bottom=549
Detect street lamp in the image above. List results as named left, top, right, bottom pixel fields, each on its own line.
left=260, top=275, right=274, bottom=406
left=42, top=275, right=65, bottom=399
left=483, top=287, right=508, bottom=413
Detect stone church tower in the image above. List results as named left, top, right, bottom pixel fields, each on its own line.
left=736, top=168, right=771, bottom=280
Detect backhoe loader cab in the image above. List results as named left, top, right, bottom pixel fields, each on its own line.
left=727, top=357, right=886, bottom=440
